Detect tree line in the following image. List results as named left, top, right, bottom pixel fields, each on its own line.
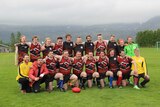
left=136, top=29, right=160, bottom=47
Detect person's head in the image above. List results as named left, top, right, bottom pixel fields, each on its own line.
left=75, top=51, right=82, bottom=58
left=65, top=34, right=72, bottom=42
left=23, top=54, right=30, bottom=63
left=20, top=35, right=26, bottom=43
left=109, top=49, right=115, bottom=57
left=86, top=35, right=92, bottom=42
left=120, top=50, right=125, bottom=57
left=76, top=37, right=82, bottom=44
left=32, top=36, right=39, bottom=44
left=119, top=39, right=124, bottom=46
left=37, top=58, right=44, bottom=66
left=99, top=51, right=105, bottom=57
left=127, top=36, right=133, bottom=44
left=134, top=48, right=140, bottom=57
left=97, top=34, right=103, bottom=41
left=45, top=37, right=52, bottom=45
left=48, top=51, right=54, bottom=58
left=88, top=51, right=94, bottom=58
left=63, top=50, right=69, bottom=58
left=110, top=35, right=115, bottom=42
left=57, top=37, right=63, bottom=45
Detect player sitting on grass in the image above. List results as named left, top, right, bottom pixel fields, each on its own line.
left=43, top=51, right=64, bottom=92
left=96, top=51, right=113, bottom=88
left=16, top=54, right=32, bottom=94
left=132, top=48, right=150, bottom=88
left=117, top=50, right=139, bottom=89
left=29, top=58, right=49, bottom=93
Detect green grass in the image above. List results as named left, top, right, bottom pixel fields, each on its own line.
left=0, top=48, right=159, bottom=107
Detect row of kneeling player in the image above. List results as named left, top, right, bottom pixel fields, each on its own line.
left=16, top=48, right=150, bottom=93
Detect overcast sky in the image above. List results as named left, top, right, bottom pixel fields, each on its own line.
left=0, top=0, right=160, bottom=25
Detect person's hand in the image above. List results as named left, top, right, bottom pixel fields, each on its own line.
left=40, top=73, right=44, bottom=78
left=35, top=77, right=39, bottom=81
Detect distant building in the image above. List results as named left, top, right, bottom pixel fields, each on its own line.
left=0, top=44, right=11, bottom=53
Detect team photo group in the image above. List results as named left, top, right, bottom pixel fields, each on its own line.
left=15, top=34, right=150, bottom=94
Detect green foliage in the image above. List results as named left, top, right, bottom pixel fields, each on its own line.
left=10, top=33, right=16, bottom=52
left=0, top=48, right=160, bottom=107
left=136, top=29, right=160, bottom=47
left=10, top=32, right=22, bottom=52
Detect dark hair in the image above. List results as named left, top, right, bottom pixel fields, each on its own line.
left=86, top=35, right=91, bottom=39
left=32, top=36, right=38, bottom=41
left=65, top=34, right=72, bottom=38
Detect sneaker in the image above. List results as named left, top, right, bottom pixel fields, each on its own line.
left=60, top=88, right=66, bottom=92
left=133, top=85, right=140, bottom=90
left=118, top=86, right=123, bottom=89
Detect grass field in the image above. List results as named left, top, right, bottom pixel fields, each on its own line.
left=0, top=48, right=159, bottom=107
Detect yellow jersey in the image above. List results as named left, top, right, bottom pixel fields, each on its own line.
left=16, top=61, right=33, bottom=80
left=132, top=56, right=147, bottom=75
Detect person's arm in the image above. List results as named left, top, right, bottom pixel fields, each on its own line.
left=15, top=46, right=18, bottom=66
left=54, top=55, right=62, bottom=62
left=131, top=60, right=138, bottom=74
left=143, top=58, right=147, bottom=76
left=29, top=68, right=37, bottom=80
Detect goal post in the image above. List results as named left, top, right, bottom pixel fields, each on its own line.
left=156, top=41, right=160, bottom=50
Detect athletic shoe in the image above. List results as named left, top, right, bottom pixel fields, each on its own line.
left=60, top=88, right=66, bottom=92
left=133, top=85, right=140, bottom=90
left=118, top=86, right=122, bottom=89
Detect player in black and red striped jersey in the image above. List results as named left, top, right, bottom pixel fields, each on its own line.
left=96, top=51, right=113, bottom=88
left=55, top=50, right=78, bottom=91
left=85, top=52, right=100, bottom=88
left=53, top=37, right=63, bottom=55
left=108, top=49, right=122, bottom=88
left=29, top=36, right=41, bottom=62
left=71, top=51, right=87, bottom=89
left=15, top=35, right=29, bottom=65
left=74, top=37, right=84, bottom=56
left=84, top=35, right=94, bottom=55
left=63, top=34, right=74, bottom=57
left=94, top=34, right=108, bottom=56
left=41, top=37, right=54, bottom=58
left=117, top=50, right=139, bottom=89
left=43, top=51, right=64, bottom=92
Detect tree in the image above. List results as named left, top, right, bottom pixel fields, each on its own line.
left=16, top=32, right=21, bottom=43
left=10, top=33, right=16, bottom=52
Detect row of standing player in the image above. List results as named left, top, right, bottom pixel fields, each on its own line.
left=15, top=34, right=129, bottom=65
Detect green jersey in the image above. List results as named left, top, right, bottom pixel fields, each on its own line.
left=124, top=43, right=138, bottom=57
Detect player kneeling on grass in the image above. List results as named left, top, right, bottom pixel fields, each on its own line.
left=72, top=51, right=87, bottom=89
left=96, top=51, right=113, bottom=88
left=55, top=50, right=78, bottom=91
left=16, top=54, right=32, bottom=94
left=43, top=51, right=64, bottom=92
left=29, top=58, right=49, bottom=93
left=85, top=52, right=100, bottom=88
left=108, top=49, right=122, bottom=88
left=117, top=50, right=139, bottom=89
left=132, top=48, right=150, bottom=88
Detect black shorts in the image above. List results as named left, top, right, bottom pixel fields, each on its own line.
left=47, top=74, right=55, bottom=82
left=63, top=74, right=72, bottom=84
left=112, top=71, right=118, bottom=80
left=122, top=71, right=131, bottom=80
left=99, top=72, right=106, bottom=79
left=138, top=73, right=145, bottom=79
left=87, top=74, right=93, bottom=80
